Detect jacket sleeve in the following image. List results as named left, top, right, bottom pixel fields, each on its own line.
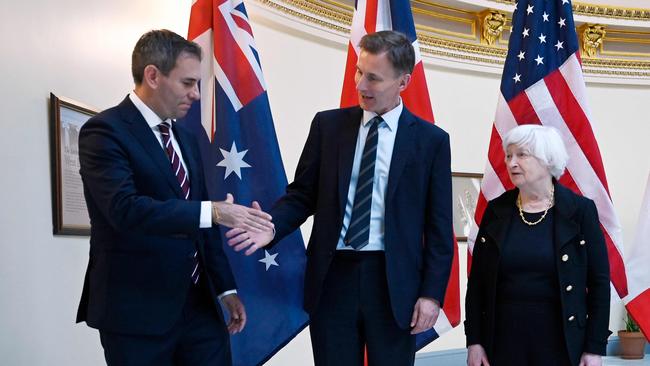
left=419, top=132, right=454, bottom=304
left=79, top=117, right=201, bottom=236
left=268, top=113, right=323, bottom=245
left=582, top=199, right=612, bottom=355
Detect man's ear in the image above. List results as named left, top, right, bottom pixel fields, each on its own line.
left=399, top=73, right=412, bottom=91
left=142, top=64, right=160, bottom=89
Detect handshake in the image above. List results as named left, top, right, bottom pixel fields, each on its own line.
left=211, top=193, right=275, bottom=256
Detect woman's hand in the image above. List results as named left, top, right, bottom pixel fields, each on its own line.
left=467, top=344, right=490, bottom=366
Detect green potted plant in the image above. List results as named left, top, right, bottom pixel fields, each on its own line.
left=618, top=312, right=646, bottom=359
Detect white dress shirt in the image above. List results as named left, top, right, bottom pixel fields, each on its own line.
left=337, top=101, right=403, bottom=251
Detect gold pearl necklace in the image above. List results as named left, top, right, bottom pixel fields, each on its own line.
left=517, top=186, right=554, bottom=226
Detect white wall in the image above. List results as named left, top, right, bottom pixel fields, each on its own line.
left=1, top=0, right=649, bottom=364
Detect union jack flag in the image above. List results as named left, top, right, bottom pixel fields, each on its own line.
left=340, top=0, right=461, bottom=350
left=469, top=0, right=629, bottom=316
left=182, top=0, right=309, bottom=364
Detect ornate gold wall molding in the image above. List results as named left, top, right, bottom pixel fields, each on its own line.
left=254, top=0, right=650, bottom=79
left=490, top=0, right=650, bottom=20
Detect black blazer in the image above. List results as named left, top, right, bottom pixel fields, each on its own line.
left=76, top=96, right=236, bottom=335
left=269, top=106, right=454, bottom=329
left=464, top=182, right=611, bottom=365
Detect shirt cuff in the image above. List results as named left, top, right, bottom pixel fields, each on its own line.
left=218, top=289, right=238, bottom=300
left=200, top=201, right=212, bottom=228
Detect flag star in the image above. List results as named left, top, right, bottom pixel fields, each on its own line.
left=542, top=12, right=549, bottom=21
left=217, top=141, right=251, bottom=179
left=535, top=55, right=544, bottom=65
left=514, top=2, right=518, bottom=11
left=562, top=0, right=569, bottom=4
left=513, top=73, right=521, bottom=83
left=526, top=4, right=534, bottom=14
left=526, top=5, right=534, bottom=15
left=522, top=28, right=530, bottom=37
left=517, top=51, right=525, bottom=61
left=555, top=40, right=564, bottom=50
left=538, top=33, right=547, bottom=43
left=558, top=18, right=566, bottom=28
left=259, top=250, right=279, bottom=271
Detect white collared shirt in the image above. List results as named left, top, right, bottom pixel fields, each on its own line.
left=337, top=101, right=403, bottom=251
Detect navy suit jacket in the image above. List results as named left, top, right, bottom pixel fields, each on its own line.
left=76, top=96, right=236, bottom=335
left=269, top=106, right=454, bottom=329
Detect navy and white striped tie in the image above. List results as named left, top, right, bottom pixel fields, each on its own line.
left=344, top=116, right=382, bottom=250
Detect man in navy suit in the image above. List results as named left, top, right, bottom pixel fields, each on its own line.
left=76, top=30, right=274, bottom=366
left=226, top=31, right=454, bottom=365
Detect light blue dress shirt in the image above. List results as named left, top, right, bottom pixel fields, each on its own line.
left=337, top=101, right=403, bottom=251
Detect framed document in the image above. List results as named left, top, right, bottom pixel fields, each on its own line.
left=50, top=93, right=98, bottom=235
left=451, top=172, right=483, bottom=241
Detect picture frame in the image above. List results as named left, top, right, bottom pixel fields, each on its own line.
left=452, top=172, right=483, bottom=241
left=49, top=93, right=98, bottom=235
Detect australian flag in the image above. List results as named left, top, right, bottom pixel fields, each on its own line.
left=180, top=0, right=309, bottom=364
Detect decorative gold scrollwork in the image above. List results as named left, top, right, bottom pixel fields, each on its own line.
left=580, top=24, right=606, bottom=58
left=479, top=10, right=507, bottom=46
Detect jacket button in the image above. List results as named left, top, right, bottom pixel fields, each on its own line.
left=480, top=237, right=486, bottom=243
left=566, top=285, right=573, bottom=292
left=579, top=240, right=586, bottom=245
left=568, top=315, right=575, bottom=322
left=561, top=254, right=569, bottom=262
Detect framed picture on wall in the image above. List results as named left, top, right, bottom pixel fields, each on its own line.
left=452, top=172, right=483, bottom=241
left=50, top=93, right=98, bottom=236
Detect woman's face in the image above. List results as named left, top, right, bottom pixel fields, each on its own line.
left=505, top=144, right=552, bottom=189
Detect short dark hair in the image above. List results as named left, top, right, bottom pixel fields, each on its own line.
left=131, top=29, right=202, bottom=85
left=358, top=30, right=415, bottom=76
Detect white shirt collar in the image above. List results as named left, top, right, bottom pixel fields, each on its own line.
left=362, top=99, right=402, bottom=132
left=129, top=92, right=170, bottom=128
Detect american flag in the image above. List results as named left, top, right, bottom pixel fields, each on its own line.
left=469, top=0, right=628, bottom=307
left=340, top=0, right=461, bottom=348
left=624, top=172, right=650, bottom=340
left=182, top=0, right=309, bottom=364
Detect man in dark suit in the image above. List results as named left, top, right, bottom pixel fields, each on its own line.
left=226, top=31, right=454, bottom=365
left=76, top=29, right=274, bottom=366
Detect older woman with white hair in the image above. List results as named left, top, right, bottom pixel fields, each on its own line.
left=465, top=125, right=611, bottom=366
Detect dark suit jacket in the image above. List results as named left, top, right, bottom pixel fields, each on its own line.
left=76, top=96, right=236, bottom=336
left=269, top=106, right=453, bottom=329
left=464, top=182, right=611, bottom=365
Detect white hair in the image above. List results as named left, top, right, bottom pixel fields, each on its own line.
left=502, top=124, right=569, bottom=179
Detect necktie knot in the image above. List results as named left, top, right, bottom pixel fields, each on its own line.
left=369, top=116, right=383, bottom=129
left=158, top=121, right=171, bottom=136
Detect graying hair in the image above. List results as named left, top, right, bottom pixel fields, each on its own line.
left=502, top=124, right=569, bottom=179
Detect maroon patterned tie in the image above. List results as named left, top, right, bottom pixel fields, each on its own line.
left=158, top=122, right=191, bottom=200
left=158, top=122, right=199, bottom=284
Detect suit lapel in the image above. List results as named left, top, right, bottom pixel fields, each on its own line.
left=338, top=108, right=363, bottom=217
left=386, top=108, right=416, bottom=202
left=118, top=97, right=184, bottom=198
left=553, top=183, right=580, bottom=250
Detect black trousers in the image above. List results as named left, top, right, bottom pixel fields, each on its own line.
left=99, top=279, right=231, bottom=366
left=310, top=251, right=415, bottom=366
left=492, top=301, right=572, bottom=366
